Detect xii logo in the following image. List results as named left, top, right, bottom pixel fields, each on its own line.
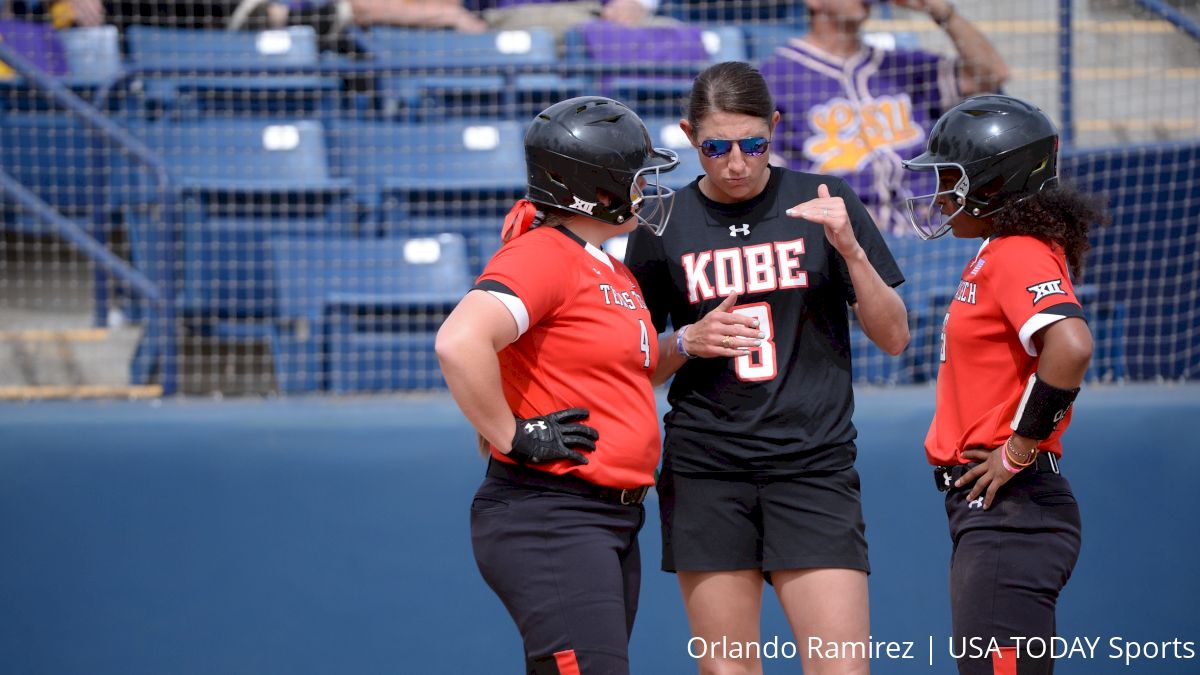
left=570, top=196, right=597, bottom=215
left=1026, top=279, right=1067, bottom=304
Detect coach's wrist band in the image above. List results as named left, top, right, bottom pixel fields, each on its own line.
left=676, top=325, right=697, bottom=359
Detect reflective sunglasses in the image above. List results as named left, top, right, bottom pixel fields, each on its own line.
left=699, top=136, right=770, bottom=159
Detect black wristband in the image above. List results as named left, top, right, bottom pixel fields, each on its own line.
left=1010, top=373, right=1080, bottom=440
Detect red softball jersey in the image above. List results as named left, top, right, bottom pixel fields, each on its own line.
left=926, top=235, right=1086, bottom=466
left=476, top=226, right=661, bottom=489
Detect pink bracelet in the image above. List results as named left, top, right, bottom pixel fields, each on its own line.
left=1000, top=449, right=1022, bottom=474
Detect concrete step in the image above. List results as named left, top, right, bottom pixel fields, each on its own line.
left=0, top=319, right=145, bottom=392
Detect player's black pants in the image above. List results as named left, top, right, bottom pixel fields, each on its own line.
left=940, top=454, right=1082, bottom=675
left=471, top=461, right=647, bottom=675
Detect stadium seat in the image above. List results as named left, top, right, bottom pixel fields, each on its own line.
left=742, top=23, right=802, bottom=63
left=641, top=118, right=702, bottom=190
left=60, top=25, right=123, bottom=88
left=360, top=27, right=576, bottom=121
left=124, top=25, right=338, bottom=119
left=330, top=118, right=525, bottom=223
left=120, top=119, right=354, bottom=324
left=331, top=119, right=526, bottom=222
left=565, top=23, right=746, bottom=119
left=381, top=216, right=502, bottom=276
left=269, top=233, right=472, bottom=392
left=0, top=113, right=107, bottom=236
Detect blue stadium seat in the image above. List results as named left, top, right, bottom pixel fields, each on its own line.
left=641, top=118, right=702, bottom=190
left=0, top=113, right=107, bottom=236
left=329, top=119, right=525, bottom=222
left=742, top=23, right=802, bottom=62
left=120, top=119, right=354, bottom=324
left=330, top=118, right=525, bottom=223
left=124, top=26, right=338, bottom=119
left=362, top=27, right=557, bottom=67
left=360, top=27, right=576, bottom=121
left=269, top=233, right=472, bottom=392
left=60, top=25, right=123, bottom=87
left=381, top=216, right=502, bottom=276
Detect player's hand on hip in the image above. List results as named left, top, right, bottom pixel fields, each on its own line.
left=787, top=183, right=863, bottom=259
left=682, top=293, right=764, bottom=359
left=956, top=447, right=1019, bottom=510
left=507, top=408, right=599, bottom=465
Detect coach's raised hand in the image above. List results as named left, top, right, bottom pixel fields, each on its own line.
left=506, top=408, right=599, bottom=465
left=787, top=183, right=862, bottom=259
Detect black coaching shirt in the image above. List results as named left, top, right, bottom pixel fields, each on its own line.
left=626, top=167, right=905, bottom=473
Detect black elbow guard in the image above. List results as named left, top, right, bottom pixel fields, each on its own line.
left=1010, top=373, right=1080, bottom=440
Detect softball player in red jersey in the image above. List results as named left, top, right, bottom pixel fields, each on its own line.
left=436, top=96, right=683, bottom=675
left=902, top=94, right=1108, bottom=675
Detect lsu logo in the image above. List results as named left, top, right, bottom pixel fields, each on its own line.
left=569, top=196, right=597, bottom=215
left=1026, top=279, right=1068, bottom=304
left=803, top=94, right=924, bottom=174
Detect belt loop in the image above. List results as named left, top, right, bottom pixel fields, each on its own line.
left=1045, top=453, right=1060, bottom=474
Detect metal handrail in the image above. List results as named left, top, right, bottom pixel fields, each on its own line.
left=0, top=41, right=179, bottom=394
left=1133, top=0, right=1200, bottom=43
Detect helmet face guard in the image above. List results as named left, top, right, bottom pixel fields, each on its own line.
left=902, top=162, right=970, bottom=240
left=629, top=150, right=678, bottom=235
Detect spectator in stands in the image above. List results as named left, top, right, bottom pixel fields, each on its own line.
left=466, top=0, right=676, bottom=42
left=760, top=0, right=1009, bottom=235
left=54, top=0, right=486, bottom=35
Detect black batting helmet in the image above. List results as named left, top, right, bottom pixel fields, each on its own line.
left=902, top=94, right=1059, bottom=239
left=524, top=96, right=679, bottom=234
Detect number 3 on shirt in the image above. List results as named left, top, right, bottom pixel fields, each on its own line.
left=732, top=302, right=776, bottom=381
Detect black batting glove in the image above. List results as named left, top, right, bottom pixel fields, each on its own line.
left=507, top=407, right=599, bottom=465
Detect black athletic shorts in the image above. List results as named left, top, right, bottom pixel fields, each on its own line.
left=657, top=465, right=869, bottom=574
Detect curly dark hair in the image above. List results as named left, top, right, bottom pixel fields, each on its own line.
left=991, top=184, right=1109, bottom=277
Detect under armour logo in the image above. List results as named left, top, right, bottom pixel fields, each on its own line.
left=1026, top=279, right=1068, bottom=304
left=570, top=196, right=598, bottom=215
left=967, top=497, right=984, bottom=510
left=943, top=472, right=953, bottom=487
left=524, top=421, right=548, bottom=433
left=728, top=224, right=750, bottom=237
